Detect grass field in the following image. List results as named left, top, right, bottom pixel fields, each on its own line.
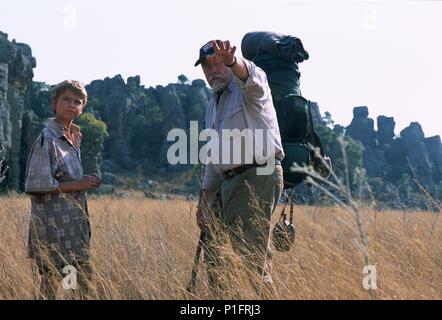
left=0, top=192, right=441, bottom=300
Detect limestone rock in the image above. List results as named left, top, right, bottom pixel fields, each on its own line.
left=346, top=106, right=377, bottom=149
left=377, top=116, right=395, bottom=148
left=102, top=171, right=118, bottom=186
left=399, top=122, right=433, bottom=187
left=0, top=32, right=36, bottom=190
left=424, top=135, right=442, bottom=184
left=310, top=101, right=324, bottom=127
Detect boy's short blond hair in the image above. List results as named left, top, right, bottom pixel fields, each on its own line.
left=51, top=80, right=88, bottom=110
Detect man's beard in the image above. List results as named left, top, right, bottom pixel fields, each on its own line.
left=210, top=77, right=228, bottom=93
left=210, top=80, right=228, bottom=94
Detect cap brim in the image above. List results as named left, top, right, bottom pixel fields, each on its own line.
left=195, top=56, right=207, bottom=67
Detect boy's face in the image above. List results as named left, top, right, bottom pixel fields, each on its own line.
left=53, top=89, right=84, bottom=122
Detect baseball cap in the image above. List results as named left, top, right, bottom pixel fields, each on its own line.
left=194, top=40, right=222, bottom=67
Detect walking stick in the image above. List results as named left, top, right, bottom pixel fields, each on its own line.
left=186, top=230, right=206, bottom=294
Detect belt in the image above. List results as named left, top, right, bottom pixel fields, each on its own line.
left=222, top=159, right=281, bottom=180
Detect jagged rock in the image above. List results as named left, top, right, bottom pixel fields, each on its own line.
left=127, top=75, right=140, bottom=88
left=400, top=122, right=425, bottom=142
left=384, top=138, right=408, bottom=182
left=191, top=79, right=206, bottom=88
left=0, top=32, right=36, bottom=190
left=185, top=80, right=211, bottom=127
left=1, top=30, right=211, bottom=190
left=377, top=116, right=395, bottom=148
left=101, top=159, right=120, bottom=173
left=346, top=106, right=377, bottom=149
left=115, top=191, right=130, bottom=198
left=140, top=180, right=159, bottom=192
left=399, top=122, right=433, bottom=187
left=86, top=75, right=135, bottom=169
left=20, top=110, right=45, bottom=182
left=333, top=124, right=345, bottom=136
left=310, top=101, right=324, bottom=127
left=143, top=190, right=172, bottom=200
left=144, top=190, right=156, bottom=199
left=424, top=135, right=442, bottom=184
left=146, top=179, right=159, bottom=189
left=363, top=149, right=385, bottom=178
left=172, top=188, right=186, bottom=195
left=98, top=184, right=116, bottom=194
left=2, top=31, right=440, bottom=208
left=345, top=107, right=384, bottom=176
left=156, top=84, right=187, bottom=168
left=353, top=106, right=369, bottom=118
left=102, top=171, right=118, bottom=186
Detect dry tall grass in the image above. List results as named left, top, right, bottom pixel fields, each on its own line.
left=0, top=191, right=441, bottom=300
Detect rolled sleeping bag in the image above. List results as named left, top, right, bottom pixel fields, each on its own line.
left=241, top=31, right=309, bottom=105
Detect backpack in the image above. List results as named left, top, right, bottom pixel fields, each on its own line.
left=241, top=31, right=328, bottom=189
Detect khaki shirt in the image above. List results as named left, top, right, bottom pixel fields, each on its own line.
left=202, top=58, right=284, bottom=191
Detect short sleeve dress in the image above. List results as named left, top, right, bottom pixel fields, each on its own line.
left=25, top=118, right=91, bottom=272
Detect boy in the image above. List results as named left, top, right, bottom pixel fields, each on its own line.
left=25, top=80, right=101, bottom=299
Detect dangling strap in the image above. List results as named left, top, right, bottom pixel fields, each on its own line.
left=280, top=189, right=295, bottom=224
left=280, top=190, right=288, bottom=223
left=289, top=188, right=295, bottom=225
left=289, top=197, right=294, bottom=224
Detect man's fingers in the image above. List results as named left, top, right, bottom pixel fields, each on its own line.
left=212, top=40, right=221, bottom=52
left=220, top=40, right=227, bottom=51
left=225, top=40, right=230, bottom=51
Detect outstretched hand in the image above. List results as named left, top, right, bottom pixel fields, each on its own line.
left=205, top=40, right=237, bottom=66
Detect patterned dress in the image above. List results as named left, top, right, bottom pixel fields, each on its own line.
left=25, top=118, right=91, bottom=271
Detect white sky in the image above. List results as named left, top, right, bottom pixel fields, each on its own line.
left=1, top=0, right=441, bottom=137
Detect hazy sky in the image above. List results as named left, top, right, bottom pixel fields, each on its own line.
left=1, top=0, right=441, bottom=137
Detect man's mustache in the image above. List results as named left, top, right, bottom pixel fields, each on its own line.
left=208, top=74, right=225, bottom=82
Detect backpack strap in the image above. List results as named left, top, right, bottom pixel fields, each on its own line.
left=289, top=192, right=294, bottom=225
left=279, top=189, right=295, bottom=225
left=306, top=100, right=325, bottom=157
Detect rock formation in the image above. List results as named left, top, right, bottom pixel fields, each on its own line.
left=377, top=115, right=395, bottom=148
left=346, top=106, right=384, bottom=177
left=1, top=31, right=441, bottom=208
left=0, top=31, right=36, bottom=190
left=346, top=106, right=441, bottom=191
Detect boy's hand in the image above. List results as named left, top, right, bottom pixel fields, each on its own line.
left=80, top=175, right=102, bottom=190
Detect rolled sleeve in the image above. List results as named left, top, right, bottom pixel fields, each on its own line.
left=233, top=58, right=272, bottom=110
left=202, top=163, right=221, bottom=191
left=25, top=135, right=60, bottom=193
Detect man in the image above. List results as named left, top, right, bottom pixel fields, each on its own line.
left=194, top=40, right=284, bottom=297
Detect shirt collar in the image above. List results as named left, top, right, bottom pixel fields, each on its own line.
left=45, top=118, right=81, bottom=147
